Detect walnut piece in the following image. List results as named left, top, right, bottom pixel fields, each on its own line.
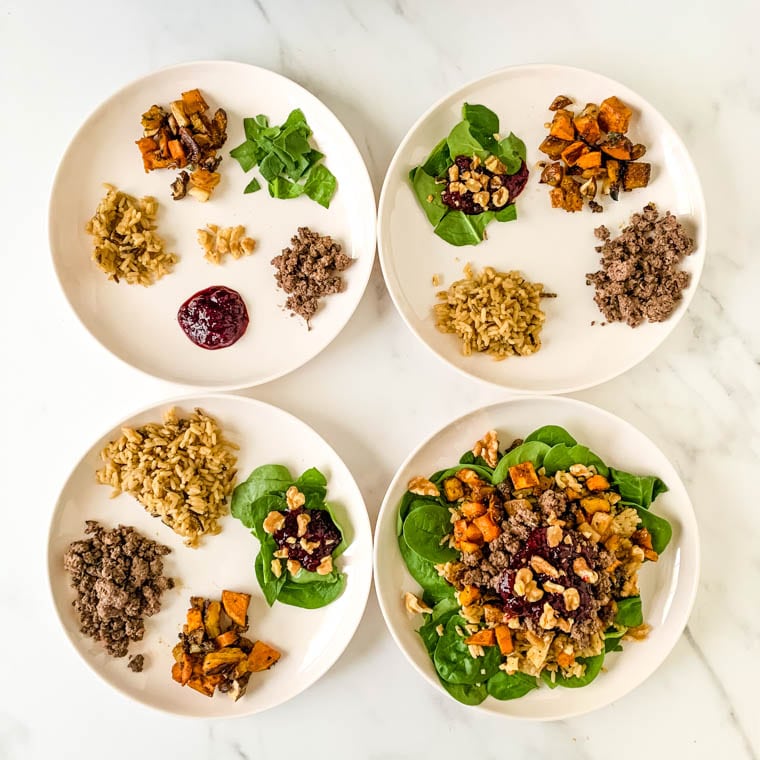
left=471, top=430, right=499, bottom=468
left=530, top=555, right=560, bottom=579
left=403, top=591, right=433, bottom=615
left=572, top=557, right=599, bottom=584
left=286, top=486, right=305, bottom=511
left=407, top=476, right=439, bottom=498
left=262, top=511, right=285, bottom=534
left=316, top=555, right=333, bottom=576
left=296, top=513, right=311, bottom=538
left=563, top=587, right=581, bottom=611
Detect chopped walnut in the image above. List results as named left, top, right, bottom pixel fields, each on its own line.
left=530, top=555, right=560, bottom=579
left=472, top=430, right=499, bottom=468
left=262, top=511, right=285, bottom=534
left=197, top=223, right=256, bottom=265
left=286, top=559, right=302, bottom=575
left=316, top=555, right=334, bottom=576
left=539, top=602, right=559, bottom=630
left=407, top=476, right=439, bottom=497
left=543, top=580, right=565, bottom=594
left=286, top=486, right=305, bottom=511
left=546, top=524, right=563, bottom=548
left=563, top=587, right=581, bottom=611
left=403, top=592, right=433, bottom=615
left=572, top=557, right=599, bottom=584
left=525, top=581, right=544, bottom=603
left=513, top=567, right=533, bottom=596
left=296, top=513, right=311, bottom=538
left=270, top=558, right=283, bottom=578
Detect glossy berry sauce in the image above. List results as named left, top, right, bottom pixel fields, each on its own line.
left=273, top=507, right=341, bottom=571
left=496, top=527, right=598, bottom=627
left=177, top=286, right=249, bottom=350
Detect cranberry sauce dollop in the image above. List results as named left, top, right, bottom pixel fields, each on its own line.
left=441, top=155, right=529, bottom=215
left=272, top=507, right=341, bottom=572
left=177, top=286, right=249, bottom=350
left=495, top=527, right=598, bottom=628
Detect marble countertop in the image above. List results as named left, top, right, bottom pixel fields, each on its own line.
left=1, top=0, right=758, bottom=758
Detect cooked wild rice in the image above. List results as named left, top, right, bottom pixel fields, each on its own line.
left=433, top=265, right=552, bottom=359
left=96, top=407, right=238, bottom=546
left=86, top=183, right=177, bottom=286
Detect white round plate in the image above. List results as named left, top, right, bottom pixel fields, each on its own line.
left=49, top=61, right=376, bottom=389
left=373, top=396, right=699, bottom=720
left=48, top=394, right=372, bottom=717
left=378, top=64, right=706, bottom=393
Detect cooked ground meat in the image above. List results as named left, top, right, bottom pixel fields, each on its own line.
left=537, top=488, right=569, bottom=520
left=271, top=227, right=353, bottom=327
left=585, top=202, right=695, bottom=327
left=63, top=521, right=174, bottom=660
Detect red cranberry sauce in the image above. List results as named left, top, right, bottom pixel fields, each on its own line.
left=272, top=507, right=342, bottom=572
left=177, top=286, right=249, bottom=350
left=441, top=155, right=529, bottom=215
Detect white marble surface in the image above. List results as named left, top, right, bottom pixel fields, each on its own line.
left=1, top=0, right=758, bottom=758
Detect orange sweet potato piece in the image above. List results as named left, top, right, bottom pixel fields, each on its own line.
left=185, top=607, right=204, bottom=634
left=458, top=585, right=481, bottom=606
left=453, top=519, right=468, bottom=543
left=586, top=474, right=610, bottom=491
left=598, top=96, right=633, bottom=134
left=576, top=151, right=602, bottom=169
left=187, top=676, right=216, bottom=697
left=180, top=654, right=194, bottom=685
left=204, top=600, right=222, bottom=639
left=215, top=631, right=239, bottom=648
left=573, top=103, right=602, bottom=144
left=465, top=629, right=496, bottom=647
left=473, top=513, right=501, bottom=543
left=622, top=162, right=651, bottom=190
left=221, top=590, right=251, bottom=628
left=580, top=496, right=611, bottom=515
left=171, top=661, right=182, bottom=683
left=202, top=648, right=247, bottom=675
left=561, top=141, right=589, bottom=167
left=509, top=462, right=540, bottom=490
left=549, top=109, right=576, bottom=141
left=460, top=501, right=487, bottom=519
left=181, top=88, right=209, bottom=114
left=601, top=133, right=633, bottom=160
left=495, top=625, right=514, bottom=655
left=248, top=641, right=281, bottom=672
left=168, top=139, right=187, bottom=166
left=557, top=651, right=575, bottom=668
left=464, top=522, right=484, bottom=544
left=459, top=540, right=481, bottom=554
left=539, top=135, right=572, bottom=160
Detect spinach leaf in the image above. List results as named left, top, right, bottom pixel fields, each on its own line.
left=610, top=468, right=668, bottom=509
left=524, top=425, right=577, bottom=447
left=397, top=491, right=439, bottom=535
left=433, top=209, right=493, bottom=246
left=487, top=671, right=538, bottom=700
left=604, top=627, right=625, bottom=653
left=403, top=505, right=458, bottom=563
left=421, top=138, right=451, bottom=177
left=398, top=532, right=455, bottom=602
left=541, top=653, right=604, bottom=689
left=314, top=502, right=348, bottom=558
left=631, top=505, right=672, bottom=553
left=446, top=121, right=488, bottom=162
left=615, top=596, right=643, bottom=627
left=229, top=140, right=260, bottom=172
left=295, top=467, right=327, bottom=499
left=288, top=567, right=340, bottom=584
left=281, top=108, right=310, bottom=135
left=491, top=441, right=551, bottom=484
left=542, top=444, right=610, bottom=477
left=276, top=572, right=346, bottom=609
left=254, top=540, right=287, bottom=606
left=269, top=176, right=305, bottom=199
left=411, top=167, right=448, bottom=226
left=259, top=152, right=285, bottom=182
left=462, top=103, right=499, bottom=137
left=440, top=679, right=488, bottom=705
left=230, top=465, right=293, bottom=530
left=497, top=133, right=527, bottom=173
left=417, top=597, right=460, bottom=655
left=242, top=494, right=284, bottom=541
left=243, top=177, right=261, bottom=194
left=434, top=615, right=501, bottom=685
left=458, top=450, right=492, bottom=468
left=303, top=164, right=338, bottom=208
left=430, top=463, right=493, bottom=485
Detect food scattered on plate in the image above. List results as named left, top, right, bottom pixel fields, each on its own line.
left=63, top=521, right=174, bottom=666
left=86, top=184, right=177, bottom=286
left=538, top=95, right=650, bottom=212
left=197, top=224, right=256, bottom=265
left=271, top=227, right=353, bottom=327
left=398, top=425, right=672, bottom=705
left=230, top=109, right=337, bottom=208
left=171, top=590, right=281, bottom=700
left=136, top=88, right=228, bottom=202
left=96, top=407, right=238, bottom=545
left=409, top=103, right=528, bottom=246
left=433, top=264, right=553, bottom=359
left=177, top=285, right=250, bottom=349
left=586, top=203, right=695, bottom=326
left=231, top=465, right=348, bottom=608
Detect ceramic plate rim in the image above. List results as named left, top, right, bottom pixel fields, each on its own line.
left=47, top=392, right=373, bottom=718
left=372, top=394, right=700, bottom=720
left=377, top=62, right=707, bottom=394
left=48, top=59, right=377, bottom=391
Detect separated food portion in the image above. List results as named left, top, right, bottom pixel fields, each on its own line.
left=539, top=95, right=650, bottom=212
left=409, top=103, right=528, bottom=246
left=136, top=88, right=228, bottom=201
left=86, top=184, right=177, bottom=286
left=586, top=203, right=695, bottom=326
left=433, top=264, right=554, bottom=359
left=96, top=407, right=238, bottom=546
left=197, top=224, right=256, bottom=265
left=231, top=465, right=348, bottom=609
left=397, top=425, right=672, bottom=705
left=177, top=285, right=250, bottom=349
left=171, top=590, right=281, bottom=700
left=63, top=521, right=174, bottom=667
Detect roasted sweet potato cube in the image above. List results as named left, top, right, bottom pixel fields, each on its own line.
left=215, top=631, right=239, bottom=648
left=622, top=162, right=651, bottom=190
left=453, top=519, right=468, bottom=544
left=644, top=549, right=659, bottom=562
left=181, top=88, right=209, bottom=114
left=585, top=474, right=610, bottom=491
left=172, top=642, right=185, bottom=663
left=580, top=496, right=611, bottom=515
left=561, top=141, right=589, bottom=167
left=458, top=585, right=481, bottom=606
left=185, top=607, right=204, bottom=634
left=248, top=641, right=281, bottom=672
left=221, top=590, right=251, bottom=628
left=573, top=103, right=602, bottom=144
left=601, top=134, right=633, bottom=160
left=549, top=109, right=576, bottom=141
left=464, top=629, right=496, bottom=647
left=598, top=96, right=633, bottom=134
left=509, top=462, right=540, bottom=490
left=464, top=522, right=484, bottom=544
left=495, top=625, right=514, bottom=655
left=442, top=477, right=464, bottom=502
left=187, top=676, right=216, bottom=697
left=180, top=654, right=194, bottom=685
left=472, top=513, right=501, bottom=543
left=538, top=135, right=572, bottom=160
left=483, top=604, right=504, bottom=625
left=632, top=528, right=654, bottom=551
left=204, top=600, right=222, bottom=639
left=540, top=162, right=564, bottom=187
left=167, top=139, right=187, bottom=166
left=171, top=662, right=182, bottom=683
left=556, top=651, right=575, bottom=668
left=202, top=647, right=247, bottom=675
left=460, top=500, right=487, bottom=518
left=459, top=540, right=481, bottom=554
left=576, top=151, right=602, bottom=169
left=560, top=176, right=583, bottom=211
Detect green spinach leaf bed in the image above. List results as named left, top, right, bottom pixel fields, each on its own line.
left=232, top=464, right=348, bottom=609
left=397, top=424, right=673, bottom=705
left=409, top=103, right=529, bottom=246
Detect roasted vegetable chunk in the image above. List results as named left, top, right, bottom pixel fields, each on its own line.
left=549, top=109, right=576, bottom=141
left=248, top=641, right=282, bottom=672
left=622, top=162, right=651, bottom=190
left=202, top=648, right=247, bottom=675
left=573, top=103, right=602, bottom=144
left=601, top=133, right=633, bottom=160
left=598, top=96, right=633, bottom=134
left=442, top=477, right=464, bottom=503
left=540, top=162, right=564, bottom=186
left=539, top=135, right=572, bottom=160
left=509, top=461, right=540, bottom=490
left=222, top=590, right=251, bottom=628
left=464, top=629, right=496, bottom=647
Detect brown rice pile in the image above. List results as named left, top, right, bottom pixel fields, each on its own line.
left=433, top=265, right=552, bottom=359
left=85, top=183, right=177, bottom=286
left=96, top=407, right=238, bottom=546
